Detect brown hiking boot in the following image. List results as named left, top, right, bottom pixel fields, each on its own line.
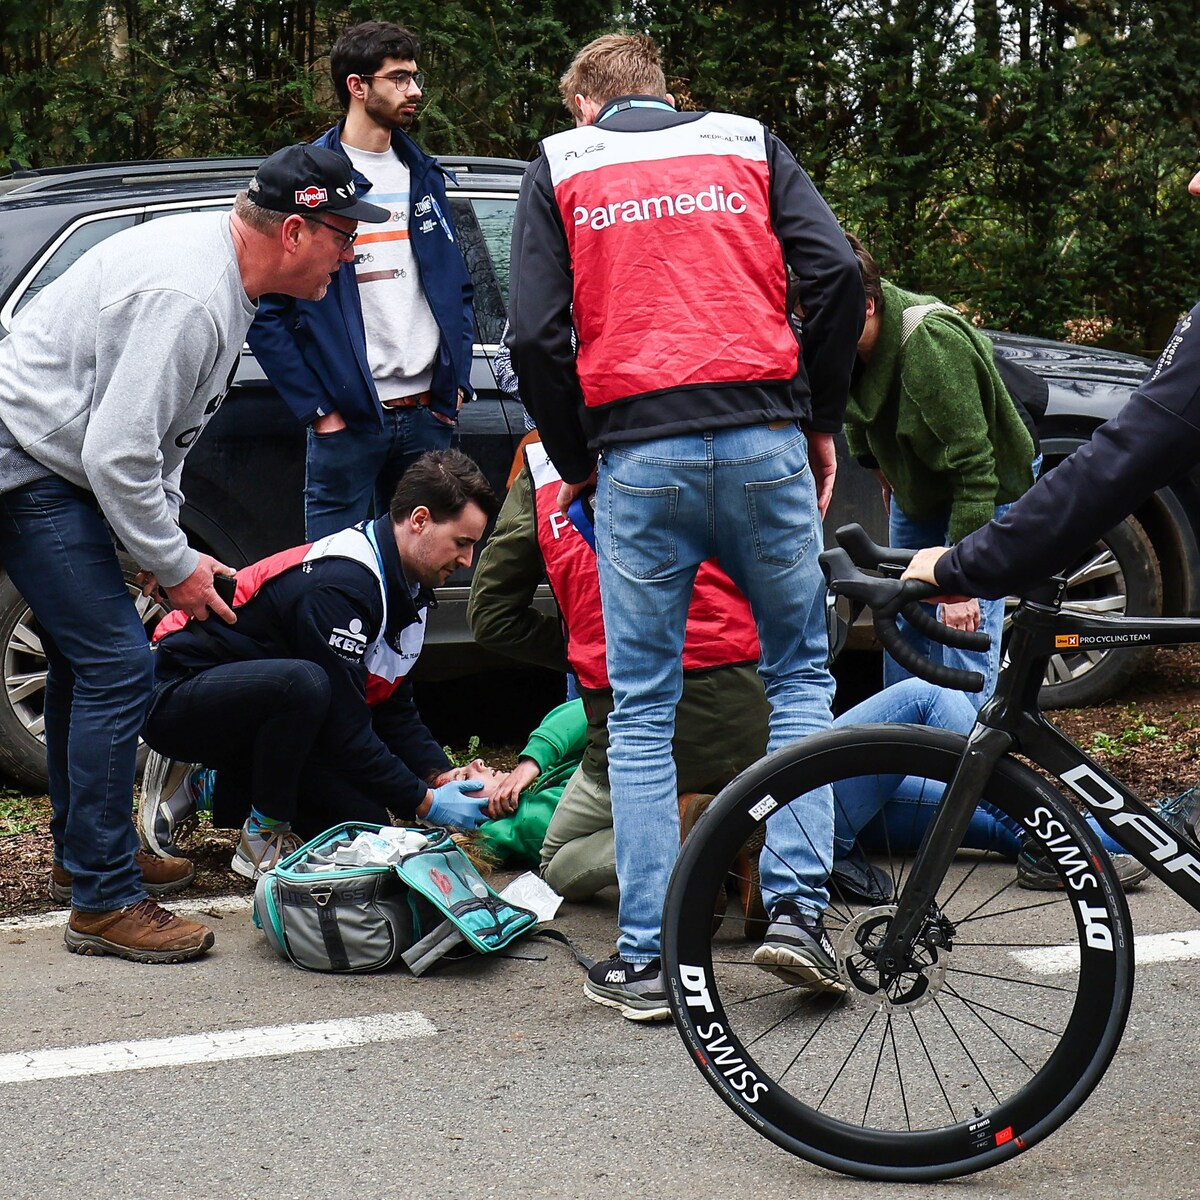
left=65, top=897, right=215, bottom=963
left=678, top=792, right=768, bottom=940
left=49, top=850, right=195, bottom=906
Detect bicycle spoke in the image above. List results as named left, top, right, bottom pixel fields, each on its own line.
left=942, top=983, right=1066, bottom=1038
left=664, top=729, right=1132, bottom=1180
left=945, top=964, right=1076, bottom=994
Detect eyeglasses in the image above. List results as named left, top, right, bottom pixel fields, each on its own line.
left=305, top=217, right=357, bottom=249
left=360, top=71, right=424, bottom=92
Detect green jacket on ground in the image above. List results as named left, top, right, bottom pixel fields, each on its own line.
left=844, top=279, right=1036, bottom=543
left=475, top=699, right=587, bottom=867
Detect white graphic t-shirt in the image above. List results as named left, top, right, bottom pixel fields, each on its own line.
left=343, top=143, right=441, bottom=399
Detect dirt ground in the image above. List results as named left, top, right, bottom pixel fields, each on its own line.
left=3, top=647, right=1198, bottom=922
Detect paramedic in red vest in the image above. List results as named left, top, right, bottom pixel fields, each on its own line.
left=467, top=435, right=771, bottom=905
left=507, top=33, right=865, bottom=1019
left=143, top=450, right=499, bottom=880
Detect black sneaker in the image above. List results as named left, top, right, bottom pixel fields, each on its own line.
left=1016, top=842, right=1150, bottom=892
left=752, top=903, right=845, bottom=994
left=829, top=843, right=894, bottom=905
left=584, top=954, right=672, bottom=1022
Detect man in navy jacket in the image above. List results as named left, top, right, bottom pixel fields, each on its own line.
left=248, top=21, right=475, bottom=540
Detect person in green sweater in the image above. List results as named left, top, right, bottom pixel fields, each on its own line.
left=448, top=698, right=770, bottom=924
left=446, top=698, right=588, bottom=869
left=843, top=234, right=1037, bottom=704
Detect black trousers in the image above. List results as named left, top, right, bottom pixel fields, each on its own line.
left=145, top=659, right=394, bottom=839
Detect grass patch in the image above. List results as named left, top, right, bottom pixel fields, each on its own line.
left=442, top=738, right=521, bottom=772
left=1088, top=707, right=1165, bottom=758
left=0, top=789, right=49, bottom=837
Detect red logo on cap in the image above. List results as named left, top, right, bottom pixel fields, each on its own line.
left=295, top=186, right=327, bottom=208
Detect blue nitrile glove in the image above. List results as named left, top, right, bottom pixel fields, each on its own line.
left=567, top=489, right=596, bottom=551
left=425, top=779, right=488, bottom=830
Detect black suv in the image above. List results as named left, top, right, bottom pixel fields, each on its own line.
left=0, top=156, right=1190, bottom=787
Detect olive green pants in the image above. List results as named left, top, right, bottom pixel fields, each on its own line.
left=540, top=664, right=769, bottom=900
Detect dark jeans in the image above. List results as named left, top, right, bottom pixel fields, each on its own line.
left=0, top=476, right=153, bottom=911
left=304, top=406, right=453, bottom=540
left=145, top=660, right=395, bottom=839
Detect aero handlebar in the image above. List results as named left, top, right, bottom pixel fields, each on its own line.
left=820, top=524, right=990, bottom=693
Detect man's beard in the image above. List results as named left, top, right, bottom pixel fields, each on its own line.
left=365, top=93, right=416, bottom=132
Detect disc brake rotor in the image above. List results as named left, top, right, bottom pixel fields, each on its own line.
left=835, top=905, right=953, bottom=1013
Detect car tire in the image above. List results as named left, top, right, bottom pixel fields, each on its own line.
left=1008, top=516, right=1162, bottom=710
left=0, top=557, right=167, bottom=790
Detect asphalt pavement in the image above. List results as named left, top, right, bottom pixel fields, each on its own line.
left=1, top=881, right=1198, bottom=1200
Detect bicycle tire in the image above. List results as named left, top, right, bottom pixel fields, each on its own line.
left=662, top=724, right=1134, bottom=1182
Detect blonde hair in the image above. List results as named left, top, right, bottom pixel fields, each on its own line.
left=559, top=33, right=666, bottom=120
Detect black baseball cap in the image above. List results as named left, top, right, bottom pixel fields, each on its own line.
left=247, top=144, right=390, bottom=222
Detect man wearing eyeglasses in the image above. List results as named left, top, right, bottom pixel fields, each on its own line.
left=0, top=144, right=388, bottom=965
left=248, top=20, right=475, bottom=541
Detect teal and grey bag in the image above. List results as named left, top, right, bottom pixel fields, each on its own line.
left=253, top=822, right=538, bottom=974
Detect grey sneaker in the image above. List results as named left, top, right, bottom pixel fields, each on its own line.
left=231, top=824, right=302, bottom=881
left=1017, top=842, right=1150, bottom=892
left=752, top=903, right=846, bottom=994
left=584, top=954, right=672, bottom=1022
left=139, top=754, right=202, bottom=857
left=1158, top=785, right=1200, bottom=844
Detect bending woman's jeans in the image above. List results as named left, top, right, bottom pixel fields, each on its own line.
left=831, top=678, right=1124, bottom=858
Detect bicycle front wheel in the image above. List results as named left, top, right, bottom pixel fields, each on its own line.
left=662, top=724, right=1134, bottom=1181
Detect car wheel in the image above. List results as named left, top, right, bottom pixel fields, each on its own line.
left=0, top=557, right=167, bottom=790
left=1004, top=516, right=1162, bottom=709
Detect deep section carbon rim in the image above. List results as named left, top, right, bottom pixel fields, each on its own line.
left=662, top=725, right=1134, bottom=1181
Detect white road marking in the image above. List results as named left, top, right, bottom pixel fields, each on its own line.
left=1013, top=928, right=1200, bottom=975
left=0, top=894, right=253, bottom=935
left=0, top=1012, right=436, bottom=1085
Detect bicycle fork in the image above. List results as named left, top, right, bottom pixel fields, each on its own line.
left=871, top=723, right=1015, bottom=982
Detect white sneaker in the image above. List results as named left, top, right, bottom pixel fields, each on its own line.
left=231, top=824, right=302, bottom=881
left=139, top=754, right=202, bottom=857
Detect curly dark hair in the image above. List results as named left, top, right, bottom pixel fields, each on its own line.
left=845, top=232, right=884, bottom=310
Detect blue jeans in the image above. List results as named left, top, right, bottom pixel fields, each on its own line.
left=830, top=677, right=1124, bottom=857
left=0, top=476, right=153, bottom=911
left=595, top=424, right=836, bottom=962
left=304, top=406, right=453, bottom=540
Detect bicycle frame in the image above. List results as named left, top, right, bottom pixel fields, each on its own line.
left=880, top=594, right=1200, bottom=965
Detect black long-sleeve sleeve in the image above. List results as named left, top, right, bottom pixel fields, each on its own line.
left=507, top=159, right=594, bottom=484
left=288, top=580, right=435, bottom=816
left=767, top=134, right=865, bottom=433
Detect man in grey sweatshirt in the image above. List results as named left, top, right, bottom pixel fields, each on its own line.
left=0, top=144, right=387, bottom=963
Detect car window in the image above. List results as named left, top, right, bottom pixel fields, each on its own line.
left=142, top=203, right=227, bottom=221
left=451, top=196, right=510, bottom=346
left=471, top=198, right=514, bottom=302
left=14, top=214, right=137, bottom=317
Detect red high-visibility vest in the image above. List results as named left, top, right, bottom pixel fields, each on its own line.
left=526, top=440, right=759, bottom=689
left=542, top=111, right=799, bottom=409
